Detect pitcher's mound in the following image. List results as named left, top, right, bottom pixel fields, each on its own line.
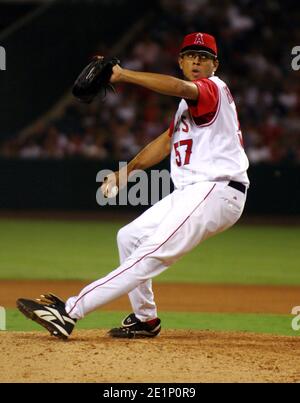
left=1, top=329, right=300, bottom=383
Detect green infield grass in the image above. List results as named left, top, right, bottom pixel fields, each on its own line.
left=3, top=309, right=299, bottom=337
left=0, top=219, right=300, bottom=285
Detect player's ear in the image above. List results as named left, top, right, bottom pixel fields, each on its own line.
left=178, top=56, right=183, bottom=70
left=213, top=59, right=219, bottom=73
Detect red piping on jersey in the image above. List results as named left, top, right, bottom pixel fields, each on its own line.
left=67, top=184, right=217, bottom=316
left=190, top=87, right=221, bottom=128
left=168, top=118, right=175, bottom=138
left=169, top=80, right=220, bottom=137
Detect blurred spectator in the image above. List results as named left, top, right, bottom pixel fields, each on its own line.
left=246, top=131, right=271, bottom=164
left=42, top=126, right=68, bottom=159
left=1, top=0, right=299, bottom=165
left=19, top=139, right=42, bottom=159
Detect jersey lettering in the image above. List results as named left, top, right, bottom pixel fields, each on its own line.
left=181, top=116, right=189, bottom=133
left=235, top=106, right=244, bottom=148
left=171, top=76, right=249, bottom=188
left=174, top=139, right=193, bottom=166
left=224, top=85, right=234, bottom=104
left=174, top=116, right=190, bottom=134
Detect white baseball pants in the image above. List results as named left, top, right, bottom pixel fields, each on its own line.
left=66, top=181, right=247, bottom=320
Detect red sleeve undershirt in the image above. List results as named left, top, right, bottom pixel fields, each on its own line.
left=188, top=78, right=219, bottom=117
left=169, top=78, right=219, bottom=137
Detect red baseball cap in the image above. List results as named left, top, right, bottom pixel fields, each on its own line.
left=180, top=32, right=217, bottom=56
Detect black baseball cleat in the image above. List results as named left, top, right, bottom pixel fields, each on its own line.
left=16, top=293, right=76, bottom=340
left=108, top=313, right=161, bottom=339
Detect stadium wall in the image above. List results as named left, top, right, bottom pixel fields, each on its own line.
left=0, top=159, right=299, bottom=215
left=0, top=0, right=155, bottom=137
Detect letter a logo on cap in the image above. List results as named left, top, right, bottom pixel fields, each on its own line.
left=180, top=32, right=218, bottom=56
left=194, top=33, right=204, bottom=45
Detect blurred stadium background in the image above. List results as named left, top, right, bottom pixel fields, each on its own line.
left=0, top=0, right=299, bottom=215
left=1, top=1, right=300, bottom=383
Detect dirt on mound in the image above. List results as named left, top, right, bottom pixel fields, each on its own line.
left=2, top=280, right=300, bottom=383
left=1, top=330, right=300, bottom=383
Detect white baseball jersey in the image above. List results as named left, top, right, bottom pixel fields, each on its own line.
left=169, top=75, right=249, bottom=189
left=66, top=75, right=249, bottom=323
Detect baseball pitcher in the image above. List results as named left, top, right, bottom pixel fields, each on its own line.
left=17, top=33, right=249, bottom=339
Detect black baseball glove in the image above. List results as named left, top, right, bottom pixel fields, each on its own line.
left=72, top=56, right=120, bottom=103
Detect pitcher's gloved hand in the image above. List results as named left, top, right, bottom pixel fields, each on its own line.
left=72, top=56, right=120, bottom=103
